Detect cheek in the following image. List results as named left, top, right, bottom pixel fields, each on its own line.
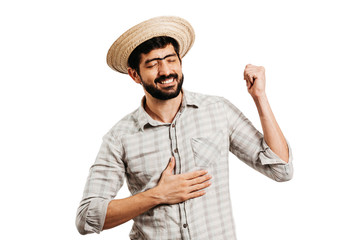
left=173, top=64, right=182, bottom=74
left=139, top=71, right=157, bottom=84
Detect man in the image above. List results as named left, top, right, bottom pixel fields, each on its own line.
left=76, top=16, right=293, bottom=239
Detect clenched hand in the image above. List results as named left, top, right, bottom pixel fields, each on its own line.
left=243, top=64, right=266, bottom=98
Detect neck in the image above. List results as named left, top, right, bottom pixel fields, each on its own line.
left=144, top=91, right=183, bottom=123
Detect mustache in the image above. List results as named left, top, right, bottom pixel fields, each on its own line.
left=155, top=74, right=178, bottom=83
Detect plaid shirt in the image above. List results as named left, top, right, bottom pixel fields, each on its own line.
left=76, top=90, right=293, bottom=239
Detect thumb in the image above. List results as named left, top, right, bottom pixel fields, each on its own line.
left=246, top=79, right=251, bottom=90
left=165, top=157, right=175, bottom=175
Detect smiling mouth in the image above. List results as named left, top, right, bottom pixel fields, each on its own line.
left=155, top=74, right=178, bottom=85
left=159, top=78, right=174, bottom=84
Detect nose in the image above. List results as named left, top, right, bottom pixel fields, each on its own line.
left=158, top=60, right=171, bottom=76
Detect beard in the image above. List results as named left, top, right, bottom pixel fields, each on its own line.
left=140, top=73, right=184, bottom=100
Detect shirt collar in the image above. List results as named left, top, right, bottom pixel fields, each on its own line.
left=182, top=89, right=200, bottom=108
left=137, top=89, right=200, bottom=131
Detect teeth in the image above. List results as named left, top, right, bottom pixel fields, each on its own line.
left=160, top=78, right=174, bottom=84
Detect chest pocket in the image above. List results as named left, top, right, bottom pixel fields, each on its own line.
left=191, top=130, right=226, bottom=167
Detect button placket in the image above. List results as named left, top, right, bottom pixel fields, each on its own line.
left=169, top=122, right=180, bottom=174
left=170, top=114, right=191, bottom=239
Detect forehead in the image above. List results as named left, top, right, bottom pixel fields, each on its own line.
left=139, top=44, right=177, bottom=64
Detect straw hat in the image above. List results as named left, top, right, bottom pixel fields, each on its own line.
left=106, top=16, right=195, bottom=74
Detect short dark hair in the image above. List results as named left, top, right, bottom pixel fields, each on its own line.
left=127, top=36, right=180, bottom=74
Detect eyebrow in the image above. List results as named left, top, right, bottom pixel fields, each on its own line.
left=144, top=54, right=177, bottom=64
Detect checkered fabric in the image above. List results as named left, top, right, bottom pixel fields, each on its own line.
left=76, top=90, right=293, bottom=239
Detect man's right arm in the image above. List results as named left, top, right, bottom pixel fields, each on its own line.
left=76, top=132, right=211, bottom=235
left=103, top=157, right=211, bottom=230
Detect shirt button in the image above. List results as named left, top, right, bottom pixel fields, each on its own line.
left=174, top=148, right=178, bottom=153
left=172, top=123, right=175, bottom=128
left=183, top=223, right=188, bottom=228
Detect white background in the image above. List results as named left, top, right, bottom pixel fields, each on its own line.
left=1, top=0, right=359, bottom=239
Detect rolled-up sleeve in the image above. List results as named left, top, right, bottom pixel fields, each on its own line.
left=76, top=132, right=125, bottom=234
left=222, top=97, right=293, bottom=182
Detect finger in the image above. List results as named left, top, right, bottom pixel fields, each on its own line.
left=246, top=73, right=254, bottom=85
left=189, top=174, right=212, bottom=186
left=244, top=68, right=252, bottom=81
left=246, top=79, right=251, bottom=89
left=164, top=157, right=175, bottom=174
left=245, top=64, right=255, bottom=75
left=189, top=181, right=212, bottom=193
left=253, top=73, right=257, bottom=80
left=182, top=169, right=208, bottom=180
left=187, top=190, right=206, bottom=200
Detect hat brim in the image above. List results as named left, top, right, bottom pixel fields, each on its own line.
left=106, top=16, right=195, bottom=74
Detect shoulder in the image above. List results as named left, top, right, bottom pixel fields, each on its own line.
left=103, top=107, right=143, bottom=143
left=185, top=90, right=244, bottom=119
left=184, top=90, right=227, bottom=107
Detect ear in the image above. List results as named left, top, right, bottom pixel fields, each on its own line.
left=127, top=68, right=142, bottom=84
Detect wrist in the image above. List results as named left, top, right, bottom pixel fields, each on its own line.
left=252, top=92, right=272, bottom=119
left=251, top=92, right=267, bottom=101
left=147, top=186, right=165, bottom=205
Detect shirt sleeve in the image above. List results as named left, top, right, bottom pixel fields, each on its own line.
left=76, top=132, right=126, bottom=234
left=222, top=97, right=293, bottom=182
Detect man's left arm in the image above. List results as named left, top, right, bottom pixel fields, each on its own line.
left=243, top=64, right=289, bottom=163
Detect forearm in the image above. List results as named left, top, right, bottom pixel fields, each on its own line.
left=253, top=94, right=289, bottom=163
left=103, top=188, right=162, bottom=230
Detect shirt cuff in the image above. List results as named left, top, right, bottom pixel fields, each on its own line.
left=84, top=199, right=110, bottom=234
left=259, top=138, right=293, bottom=165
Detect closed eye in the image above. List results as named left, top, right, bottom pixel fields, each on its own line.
left=146, top=62, right=158, bottom=68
